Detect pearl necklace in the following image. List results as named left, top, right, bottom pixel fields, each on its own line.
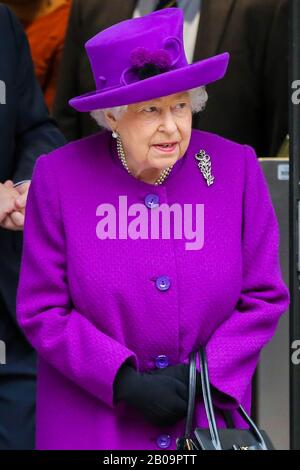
left=116, top=136, right=174, bottom=186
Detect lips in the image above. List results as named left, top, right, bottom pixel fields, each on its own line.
left=153, top=142, right=178, bottom=153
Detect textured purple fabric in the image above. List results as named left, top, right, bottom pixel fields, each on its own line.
left=16, top=129, right=290, bottom=450
left=68, top=8, right=229, bottom=111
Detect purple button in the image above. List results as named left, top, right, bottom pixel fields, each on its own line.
left=155, top=275, right=171, bottom=291
left=144, top=194, right=159, bottom=209
left=155, top=355, right=169, bottom=369
left=157, top=434, right=171, bottom=449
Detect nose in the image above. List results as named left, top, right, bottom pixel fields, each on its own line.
left=159, top=109, right=178, bottom=135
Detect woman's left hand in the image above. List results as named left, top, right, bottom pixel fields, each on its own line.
left=149, top=364, right=202, bottom=396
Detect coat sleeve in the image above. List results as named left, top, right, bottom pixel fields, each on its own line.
left=205, top=144, right=290, bottom=409
left=16, top=154, right=138, bottom=408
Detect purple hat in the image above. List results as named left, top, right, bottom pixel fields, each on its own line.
left=69, top=8, right=230, bottom=112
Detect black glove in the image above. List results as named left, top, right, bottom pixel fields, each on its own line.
left=149, top=363, right=202, bottom=397
left=113, top=363, right=189, bottom=426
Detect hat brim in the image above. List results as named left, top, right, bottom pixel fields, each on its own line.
left=69, top=52, right=230, bottom=112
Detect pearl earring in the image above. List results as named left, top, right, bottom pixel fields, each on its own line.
left=112, top=131, right=118, bottom=139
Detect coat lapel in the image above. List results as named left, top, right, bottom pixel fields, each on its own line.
left=193, top=0, right=236, bottom=61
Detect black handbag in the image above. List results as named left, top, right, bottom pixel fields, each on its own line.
left=176, top=346, right=275, bottom=450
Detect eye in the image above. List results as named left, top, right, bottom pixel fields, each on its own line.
left=175, top=102, right=187, bottom=110
left=143, top=106, right=158, bottom=113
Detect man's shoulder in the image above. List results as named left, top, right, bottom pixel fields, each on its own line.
left=0, top=4, right=10, bottom=21
left=0, top=5, right=14, bottom=41
left=0, top=5, right=28, bottom=68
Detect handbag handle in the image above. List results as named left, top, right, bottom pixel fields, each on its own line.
left=198, top=347, right=222, bottom=450
left=184, top=351, right=197, bottom=439
left=197, top=345, right=269, bottom=450
left=183, top=350, right=222, bottom=449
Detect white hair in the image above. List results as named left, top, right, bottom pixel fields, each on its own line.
left=90, top=86, right=208, bottom=130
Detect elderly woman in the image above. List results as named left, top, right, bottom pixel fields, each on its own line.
left=16, top=8, right=289, bottom=450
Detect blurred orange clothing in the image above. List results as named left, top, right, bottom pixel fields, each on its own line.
left=22, top=0, right=72, bottom=112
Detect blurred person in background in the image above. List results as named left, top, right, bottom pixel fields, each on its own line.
left=53, top=0, right=288, bottom=158
left=2, top=0, right=72, bottom=112
left=0, top=3, right=65, bottom=449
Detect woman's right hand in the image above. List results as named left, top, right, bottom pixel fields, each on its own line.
left=113, top=363, right=189, bottom=426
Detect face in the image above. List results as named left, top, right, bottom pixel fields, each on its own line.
left=105, top=92, right=192, bottom=183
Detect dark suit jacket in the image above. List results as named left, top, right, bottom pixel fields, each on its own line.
left=0, top=5, right=66, bottom=351
left=53, top=0, right=288, bottom=158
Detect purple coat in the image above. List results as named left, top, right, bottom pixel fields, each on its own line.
left=16, top=129, right=290, bottom=450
